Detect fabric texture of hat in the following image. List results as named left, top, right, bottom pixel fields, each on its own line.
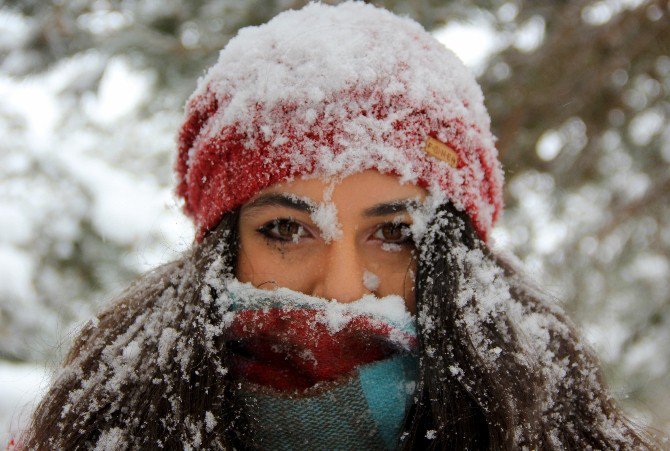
left=175, top=1, right=504, bottom=243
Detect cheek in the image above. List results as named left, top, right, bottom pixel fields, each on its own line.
left=236, top=237, right=282, bottom=281
left=235, top=231, right=314, bottom=287
left=234, top=244, right=254, bottom=283
left=367, top=251, right=417, bottom=311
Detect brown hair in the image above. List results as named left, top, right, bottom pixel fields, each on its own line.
left=21, top=203, right=659, bottom=449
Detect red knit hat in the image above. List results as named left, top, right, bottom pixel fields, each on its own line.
left=176, top=1, right=504, bottom=244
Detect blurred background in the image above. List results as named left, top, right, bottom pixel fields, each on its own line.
left=0, top=0, right=668, bottom=443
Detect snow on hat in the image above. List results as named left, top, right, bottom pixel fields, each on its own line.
left=176, top=1, right=504, bottom=244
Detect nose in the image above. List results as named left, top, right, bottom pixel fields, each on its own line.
left=312, top=238, right=371, bottom=303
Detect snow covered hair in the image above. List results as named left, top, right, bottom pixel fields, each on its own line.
left=176, top=1, right=504, bottom=243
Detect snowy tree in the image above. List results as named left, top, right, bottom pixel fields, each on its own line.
left=478, top=0, right=670, bottom=430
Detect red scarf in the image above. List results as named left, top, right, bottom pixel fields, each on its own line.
left=225, top=308, right=417, bottom=392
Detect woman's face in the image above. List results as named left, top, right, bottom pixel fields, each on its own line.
left=235, top=169, right=428, bottom=313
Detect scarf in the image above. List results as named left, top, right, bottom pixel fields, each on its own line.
left=222, top=280, right=419, bottom=450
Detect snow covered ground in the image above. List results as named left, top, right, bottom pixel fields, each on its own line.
left=0, top=362, right=51, bottom=446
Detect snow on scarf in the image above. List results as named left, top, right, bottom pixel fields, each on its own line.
left=222, top=279, right=418, bottom=450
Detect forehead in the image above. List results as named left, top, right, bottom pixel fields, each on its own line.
left=253, top=169, right=428, bottom=208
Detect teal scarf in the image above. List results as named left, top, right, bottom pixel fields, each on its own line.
left=238, top=354, right=417, bottom=450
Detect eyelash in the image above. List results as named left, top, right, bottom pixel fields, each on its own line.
left=256, top=218, right=414, bottom=246
left=372, top=222, right=413, bottom=245
left=257, top=218, right=310, bottom=244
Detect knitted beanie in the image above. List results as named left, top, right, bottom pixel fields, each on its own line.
left=176, top=1, right=504, bottom=244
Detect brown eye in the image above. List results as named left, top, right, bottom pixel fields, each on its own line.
left=277, top=220, right=301, bottom=239
left=257, top=218, right=310, bottom=243
left=374, top=222, right=412, bottom=244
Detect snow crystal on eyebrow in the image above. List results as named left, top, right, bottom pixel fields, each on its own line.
left=363, top=269, right=380, bottom=291
left=281, top=186, right=344, bottom=243
left=281, top=192, right=317, bottom=210
left=310, top=181, right=343, bottom=243
left=310, top=200, right=342, bottom=243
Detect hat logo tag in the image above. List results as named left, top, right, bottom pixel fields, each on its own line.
left=423, top=136, right=459, bottom=168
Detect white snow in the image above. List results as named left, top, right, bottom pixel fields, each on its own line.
left=222, top=277, right=415, bottom=339
left=0, top=10, right=34, bottom=52
left=381, top=242, right=403, bottom=252
left=536, top=129, right=562, bottom=161
left=0, top=42, right=194, bottom=366
left=0, top=245, right=36, bottom=304
left=157, top=327, right=179, bottom=369
left=434, top=18, right=501, bottom=70
left=204, top=411, right=217, bottom=433
left=278, top=192, right=344, bottom=243
left=513, top=15, right=545, bottom=52
left=183, top=1, right=503, bottom=242
left=406, top=192, right=452, bottom=251
left=629, top=108, right=664, bottom=146
left=363, top=269, right=380, bottom=291
left=93, top=426, right=124, bottom=451
left=82, top=56, right=154, bottom=125
left=0, top=362, right=50, bottom=447
left=310, top=184, right=343, bottom=243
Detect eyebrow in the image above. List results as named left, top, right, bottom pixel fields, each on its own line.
left=241, top=193, right=316, bottom=214
left=241, top=193, right=420, bottom=217
left=362, top=199, right=420, bottom=217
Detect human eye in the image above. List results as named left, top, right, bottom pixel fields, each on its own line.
left=372, top=222, right=413, bottom=247
left=256, top=218, right=312, bottom=243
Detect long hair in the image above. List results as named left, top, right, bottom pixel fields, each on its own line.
left=20, top=202, right=658, bottom=449
left=400, top=204, right=658, bottom=449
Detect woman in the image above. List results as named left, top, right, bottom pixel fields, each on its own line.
left=18, top=2, right=659, bottom=450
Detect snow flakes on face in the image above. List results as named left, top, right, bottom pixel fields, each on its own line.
left=309, top=182, right=343, bottom=243
left=363, top=269, right=380, bottom=291
left=35, top=203, right=642, bottom=448
left=279, top=189, right=343, bottom=243
left=381, top=242, right=403, bottom=252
